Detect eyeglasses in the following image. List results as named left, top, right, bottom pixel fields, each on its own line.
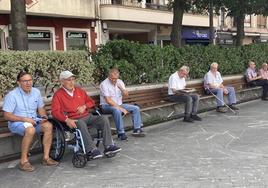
left=20, top=79, right=33, bottom=84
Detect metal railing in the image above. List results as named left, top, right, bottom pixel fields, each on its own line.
left=100, top=0, right=170, bottom=11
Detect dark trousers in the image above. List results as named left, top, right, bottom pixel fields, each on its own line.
left=248, top=79, right=268, bottom=99
left=168, top=94, right=199, bottom=117
left=76, top=114, right=113, bottom=152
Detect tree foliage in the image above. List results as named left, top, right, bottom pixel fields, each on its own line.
left=169, top=0, right=268, bottom=47
left=169, top=0, right=222, bottom=48
left=221, top=0, right=268, bottom=46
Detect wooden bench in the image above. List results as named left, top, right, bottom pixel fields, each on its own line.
left=1, top=75, right=263, bottom=161
left=0, top=75, right=251, bottom=140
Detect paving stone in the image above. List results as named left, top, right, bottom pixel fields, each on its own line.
left=1, top=100, right=268, bottom=188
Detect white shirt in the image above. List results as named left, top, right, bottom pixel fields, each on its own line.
left=204, top=70, right=223, bottom=88
left=168, top=72, right=186, bottom=95
left=62, top=87, right=74, bottom=97
left=100, top=78, right=126, bottom=105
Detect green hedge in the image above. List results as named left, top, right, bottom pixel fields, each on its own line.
left=92, top=40, right=268, bottom=84
left=0, top=50, right=94, bottom=97
left=1, top=41, right=268, bottom=97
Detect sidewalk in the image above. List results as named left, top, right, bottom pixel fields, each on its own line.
left=1, top=100, right=268, bottom=188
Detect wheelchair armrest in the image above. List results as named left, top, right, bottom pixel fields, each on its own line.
left=91, top=107, right=102, bottom=116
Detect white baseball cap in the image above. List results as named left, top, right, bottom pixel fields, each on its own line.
left=59, top=70, right=75, bottom=80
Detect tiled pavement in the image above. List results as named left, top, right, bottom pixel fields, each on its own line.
left=1, top=100, right=268, bottom=188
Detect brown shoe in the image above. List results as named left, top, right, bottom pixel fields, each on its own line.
left=42, top=158, right=59, bottom=166
left=19, top=161, right=35, bottom=172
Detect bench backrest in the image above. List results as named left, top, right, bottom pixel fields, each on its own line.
left=0, top=76, right=247, bottom=135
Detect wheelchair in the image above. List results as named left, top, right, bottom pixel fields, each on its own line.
left=48, top=116, right=116, bottom=168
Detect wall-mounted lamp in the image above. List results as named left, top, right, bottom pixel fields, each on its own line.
left=102, top=22, right=108, bottom=33
left=91, top=21, right=96, bottom=28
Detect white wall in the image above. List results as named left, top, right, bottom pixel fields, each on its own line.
left=0, top=0, right=95, bottom=18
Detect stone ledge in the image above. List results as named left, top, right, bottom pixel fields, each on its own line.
left=117, top=86, right=263, bottom=132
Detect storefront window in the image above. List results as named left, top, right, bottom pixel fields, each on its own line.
left=257, top=16, right=267, bottom=28
left=244, top=15, right=251, bottom=27
left=28, top=31, right=52, bottom=50
left=220, top=8, right=225, bottom=27
left=66, top=32, right=88, bottom=50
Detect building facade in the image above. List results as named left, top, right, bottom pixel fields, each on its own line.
left=0, top=0, right=97, bottom=51
left=216, top=10, right=268, bottom=46
left=99, top=0, right=218, bottom=46
left=1, top=0, right=267, bottom=51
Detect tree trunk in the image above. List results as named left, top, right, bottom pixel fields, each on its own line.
left=170, top=0, right=185, bottom=48
left=209, top=1, right=214, bottom=44
left=235, top=13, right=245, bottom=46
left=10, top=0, right=28, bottom=50
left=234, top=0, right=245, bottom=46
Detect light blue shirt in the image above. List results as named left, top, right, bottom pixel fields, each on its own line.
left=204, top=70, right=223, bottom=89
left=3, top=87, right=44, bottom=126
left=100, top=78, right=125, bottom=105
left=245, top=67, right=257, bottom=82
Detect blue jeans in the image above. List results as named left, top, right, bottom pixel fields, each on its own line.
left=101, top=104, right=142, bottom=134
left=209, top=86, right=237, bottom=107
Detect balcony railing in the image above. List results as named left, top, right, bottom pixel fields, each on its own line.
left=100, top=0, right=170, bottom=11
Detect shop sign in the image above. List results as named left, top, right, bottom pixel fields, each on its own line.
left=182, top=28, right=210, bottom=39
left=28, top=32, right=50, bottom=39
left=66, top=32, right=87, bottom=39
left=225, top=39, right=234, bottom=44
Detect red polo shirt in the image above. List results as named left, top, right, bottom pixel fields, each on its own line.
left=51, top=87, right=95, bottom=122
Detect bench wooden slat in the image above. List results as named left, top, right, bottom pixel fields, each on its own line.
left=0, top=76, right=250, bottom=138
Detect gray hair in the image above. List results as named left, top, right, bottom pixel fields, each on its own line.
left=210, top=62, right=218, bottom=68
left=248, top=61, right=255, bottom=66
left=179, top=65, right=189, bottom=73
left=108, top=68, right=119, bottom=76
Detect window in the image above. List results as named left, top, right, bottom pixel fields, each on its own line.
left=28, top=31, right=52, bottom=50
left=66, top=32, right=88, bottom=50
left=257, top=16, right=267, bottom=28
left=220, top=8, right=225, bottom=27
left=244, top=15, right=251, bottom=27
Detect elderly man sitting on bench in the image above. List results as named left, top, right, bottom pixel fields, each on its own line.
left=167, top=65, right=202, bottom=123
left=204, top=62, right=239, bottom=113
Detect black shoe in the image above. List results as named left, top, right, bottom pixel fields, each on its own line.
left=87, top=149, right=103, bottom=160
left=229, top=104, right=239, bottom=110
left=216, top=106, right=227, bottom=113
left=104, top=145, right=122, bottom=155
left=118, top=133, right=128, bottom=140
left=190, top=114, right=202, bottom=121
left=131, top=128, right=146, bottom=137
left=183, top=116, right=194, bottom=123
left=262, top=97, right=268, bottom=101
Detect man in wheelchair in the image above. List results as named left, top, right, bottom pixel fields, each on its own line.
left=3, top=70, right=59, bottom=172
left=51, top=71, right=121, bottom=160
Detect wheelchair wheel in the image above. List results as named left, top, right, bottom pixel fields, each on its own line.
left=49, top=119, right=66, bottom=161
left=72, top=152, right=87, bottom=168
